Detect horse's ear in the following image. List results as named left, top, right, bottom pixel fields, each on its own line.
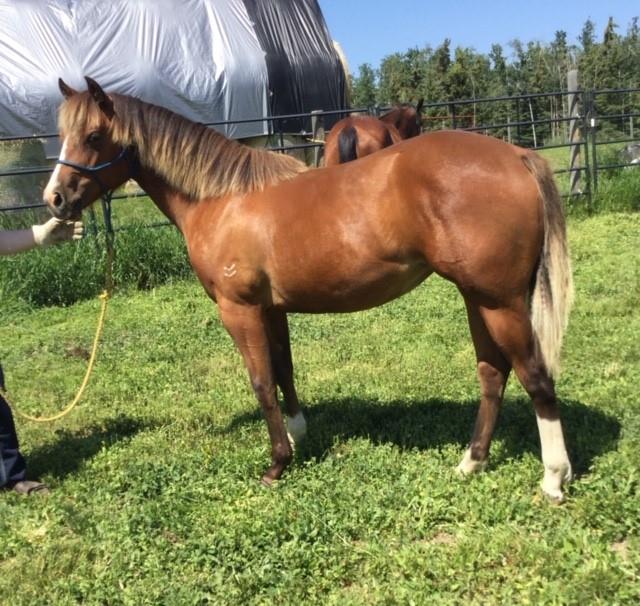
left=415, top=98, right=424, bottom=114
left=84, top=76, right=114, bottom=118
left=59, top=78, right=78, bottom=99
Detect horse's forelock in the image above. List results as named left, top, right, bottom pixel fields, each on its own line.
left=59, top=92, right=106, bottom=141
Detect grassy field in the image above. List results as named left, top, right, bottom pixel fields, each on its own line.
left=0, top=213, right=639, bottom=604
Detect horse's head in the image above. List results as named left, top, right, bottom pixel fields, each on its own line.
left=401, top=98, right=424, bottom=138
left=44, top=77, right=134, bottom=220
left=381, top=99, right=424, bottom=139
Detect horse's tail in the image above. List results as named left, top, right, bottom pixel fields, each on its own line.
left=522, top=152, right=574, bottom=378
left=382, top=127, right=394, bottom=147
left=338, top=125, right=358, bottom=163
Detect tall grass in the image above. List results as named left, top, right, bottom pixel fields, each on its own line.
left=538, top=143, right=640, bottom=215
left=0, top=221, right=191, bottom=312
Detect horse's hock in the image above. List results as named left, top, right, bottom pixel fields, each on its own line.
left=0, top=139, right=49, bottom=210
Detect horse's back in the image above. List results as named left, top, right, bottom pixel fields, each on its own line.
left=221, top=131, right=546, bottom=309
left=319, top=131, right=544, bottom=294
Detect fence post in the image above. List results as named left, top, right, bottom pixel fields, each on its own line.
left=567, top=70, right=583, bottom=195
left=311, top=110, right=324, bottom=167
left=588, top=91, right=599, bottom=193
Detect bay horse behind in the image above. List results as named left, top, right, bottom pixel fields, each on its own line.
left=324, top=99, right=424, bottom=165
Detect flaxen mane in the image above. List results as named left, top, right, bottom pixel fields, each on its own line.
left=59, top=93, right=308, bottom=200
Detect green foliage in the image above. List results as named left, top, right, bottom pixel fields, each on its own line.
left=0, top=214, right=638, bottom=604
left=355, top=16, right=640, bottom=109
left=0, top=209, right=191, bottom=310
left=593, top=167, right=640, bottom=212
left=351, top=63, right=377, bottom=108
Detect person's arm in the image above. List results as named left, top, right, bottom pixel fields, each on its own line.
left=0, top=217, right=83, bottom=256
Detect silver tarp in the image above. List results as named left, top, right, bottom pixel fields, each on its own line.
left=0, top=0, right=272, bottom=138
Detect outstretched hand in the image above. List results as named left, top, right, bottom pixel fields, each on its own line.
left=32, top=217, right=84, bottom=247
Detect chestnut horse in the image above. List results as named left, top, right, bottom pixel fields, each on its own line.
left=324, top=100, right=424, bottom=165
left=45, top=78, right=574, bottom=501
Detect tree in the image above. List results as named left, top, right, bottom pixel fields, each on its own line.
left=352, top=63, right=378, bottom=108
left=579, top=19, right=596, bottom=53
left=351, top=15, right=640, bottom=141
left=378, top=53, right=405, bottom=104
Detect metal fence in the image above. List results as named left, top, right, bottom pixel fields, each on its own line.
left=409, top=86, right=640, bottom=205
left=0, top=107, right=365, bottom=220
left=1, top=87, right=638, bottom=224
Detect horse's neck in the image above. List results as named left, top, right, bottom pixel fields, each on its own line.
left=134, top=165, right=195, bottom=232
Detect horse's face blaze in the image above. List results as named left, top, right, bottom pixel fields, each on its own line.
left=44, top=79, right=130, bottom=220
left=47, top=134, right=117, bottom=220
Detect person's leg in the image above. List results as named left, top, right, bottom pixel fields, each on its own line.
left=0, top=365, right=47, bottom=495
left=0, top=394, right=27, bottom=487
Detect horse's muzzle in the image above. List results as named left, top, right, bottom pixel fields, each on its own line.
left=46, top=191, right=81, bottom=220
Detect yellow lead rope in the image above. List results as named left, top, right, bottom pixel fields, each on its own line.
left=1, top=233, right=114, bottom=423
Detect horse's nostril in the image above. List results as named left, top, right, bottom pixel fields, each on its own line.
left=53, top=192, right=63, bottom=208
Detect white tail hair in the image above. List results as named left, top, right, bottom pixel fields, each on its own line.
left=523, top=153, right=574, bottom=378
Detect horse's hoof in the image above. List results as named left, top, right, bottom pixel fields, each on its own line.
left=260, top=464, right=286, bottom=487
left=541, top=486, right=565, bottom=504
left=456, top=448, right=488, bottom=476
left=540, top=463, right=572, bottom=503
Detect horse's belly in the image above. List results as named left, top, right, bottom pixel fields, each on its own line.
left=271, top=259, right=432, bottom=313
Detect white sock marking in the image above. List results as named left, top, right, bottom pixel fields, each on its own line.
left=536, top=415, right=572, bottom=501
left=286, top=412, right=307, bottom=447
left=456, top=447, right=487, bottom=475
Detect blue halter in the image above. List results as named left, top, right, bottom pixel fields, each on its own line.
left=56, top=145, right=139, bottom=241
left=56, top=146, right=138, bottom=198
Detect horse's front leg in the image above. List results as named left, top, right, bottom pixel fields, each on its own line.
left=265, top=309, right=307, bottom=446
left=218, top=299, right=293, bottom=485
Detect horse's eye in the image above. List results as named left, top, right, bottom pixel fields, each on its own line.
left=87, top=131, right=102, bottom=145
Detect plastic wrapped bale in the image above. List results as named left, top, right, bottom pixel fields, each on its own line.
left=0, top=139, right=50, bottom=222
left=623, top=143, right=640, bottom=165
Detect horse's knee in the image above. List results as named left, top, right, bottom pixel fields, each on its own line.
left=251, top=378, right=277, bottom=405
left=477, top=361, right=506, bottom=396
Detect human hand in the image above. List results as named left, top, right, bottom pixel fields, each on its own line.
left=32, top=217, right=84, bottom=247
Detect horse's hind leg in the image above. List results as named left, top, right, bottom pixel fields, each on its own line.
left=473, top=300, right=572, bottom=501
left=218, top=300, right=292, bottom=485
left=265, top=309, right=307, bottom=445
left=458, top=300, right=511, bottom=474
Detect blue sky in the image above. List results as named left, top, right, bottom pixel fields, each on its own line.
left=319, top=1, right=639, bottom=72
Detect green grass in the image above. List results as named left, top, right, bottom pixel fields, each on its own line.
left=0, top=213, right=639, bottom=604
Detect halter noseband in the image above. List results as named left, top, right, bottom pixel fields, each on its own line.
left=56, top=146, right=138, bottom=198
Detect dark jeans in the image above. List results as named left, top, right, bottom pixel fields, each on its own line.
left=0, top=365, right=26, bottom=487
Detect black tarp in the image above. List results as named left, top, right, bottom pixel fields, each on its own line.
left=243, top=0, right=348, bottom=133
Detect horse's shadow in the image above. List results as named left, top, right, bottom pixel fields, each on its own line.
left=227, top=397, right=620, bottom=476
left=25, top=415, right=153, bottom=481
